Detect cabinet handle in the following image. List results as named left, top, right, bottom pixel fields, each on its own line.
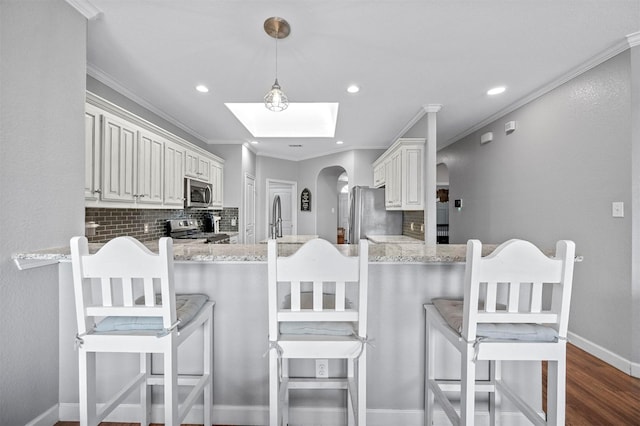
left=93, top=189, right=102, bottom=194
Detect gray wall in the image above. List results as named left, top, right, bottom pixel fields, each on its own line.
left=87, top=75, right=211, bottom=152
left=254, top=149, right=383, bottom=241
left=317, top=166, right=347, bottom=241
left=211, top=144, right=245, bottom=208
left=631, top=45, right=640, bottom=372
left=0, top=0, right=86, bottom=423
left=437, top=50, right=637, bottom=365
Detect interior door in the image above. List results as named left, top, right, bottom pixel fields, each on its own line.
left=244, top=174, right=256, bottom=244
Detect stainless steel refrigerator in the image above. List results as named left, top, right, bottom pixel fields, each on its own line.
left=349, top=186, right=402, bottom=243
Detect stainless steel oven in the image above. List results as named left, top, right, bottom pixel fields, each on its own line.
left=167, top=219, right=230, bottom=244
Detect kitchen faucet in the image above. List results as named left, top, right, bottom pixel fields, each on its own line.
left=271, top=195, right=282, bottom=239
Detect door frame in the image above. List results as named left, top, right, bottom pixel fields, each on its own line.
left=265, top=179, right=297, bottom=239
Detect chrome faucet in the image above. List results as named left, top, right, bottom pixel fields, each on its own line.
left=270, top=195, right=282, bottom=239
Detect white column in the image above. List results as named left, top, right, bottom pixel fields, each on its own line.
left=424, top=105, right=441, bottom=245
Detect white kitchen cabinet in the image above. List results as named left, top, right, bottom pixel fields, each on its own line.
left=185, top=149, right=211, bottom=182
left=385, top=150, right=402, bottom=208
left=373, top=138, right=425, bottom=211
left=101, top=112, right=138, bottom=202
left=137, top=129, right=164, bottom=204
left=401, top=144, right=423, bottom=209
left=164, top=141, right=185, bottom=207
left=84, top=104, right=102, bottom=200
left=86, top=92, right=225, bottom=210
left=373, top=161, right=386, bottom=188
left=210, top=159, right=224, bottom=208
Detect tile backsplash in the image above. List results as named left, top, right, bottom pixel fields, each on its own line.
left=402, top=210, right=425, bottom=240
left=85, top=207, right=239, bottom=243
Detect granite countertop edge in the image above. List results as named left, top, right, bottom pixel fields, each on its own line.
left=12, top=241, right=477, bottom=264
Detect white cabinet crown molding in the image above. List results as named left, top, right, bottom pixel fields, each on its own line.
left=65, top=0, right=102, bottom=20
left=86, top=92, right=223, bottom=164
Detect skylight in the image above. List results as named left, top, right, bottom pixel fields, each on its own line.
left=225, top=103, right=339, bottom=138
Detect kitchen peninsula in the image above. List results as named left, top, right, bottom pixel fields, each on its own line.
left=14, top=241, right=543, bottom=424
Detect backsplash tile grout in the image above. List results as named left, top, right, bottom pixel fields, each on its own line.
left=85, top=207, right=239, bottom=243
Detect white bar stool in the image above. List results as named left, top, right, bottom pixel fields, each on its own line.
left=267, top=238, right=369, bottom=426
left=70, top=236, right=214, bottom=426
left=425, top=239, right=575, bottom=426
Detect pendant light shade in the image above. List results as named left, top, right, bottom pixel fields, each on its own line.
left=264, top=17, right=290, bottom=112
left=264, top=78, right=288, bottom=112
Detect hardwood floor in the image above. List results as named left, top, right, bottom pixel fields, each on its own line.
left=56, top=343, right=640, bottom=425
left=543, top=343, right=640, bottom=426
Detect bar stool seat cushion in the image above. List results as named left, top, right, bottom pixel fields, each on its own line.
left=280, top=291, right=355, bottom=335
left=279, top=321, right=355, bottom=336
left=432, top=298, right=558, bottom=342
left=95, top=293, right=209, bottom=332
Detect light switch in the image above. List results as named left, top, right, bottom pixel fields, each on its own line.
left=612, top=202, right=624, bottom=218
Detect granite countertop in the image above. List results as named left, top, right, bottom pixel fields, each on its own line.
left=258, top=235, right=319, bottom=244
left=12, top=239, right=486, bottom=266
left=367, top=235, right=423, bottom=244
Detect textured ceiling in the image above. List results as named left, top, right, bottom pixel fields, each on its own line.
left=85, top=0, right=640, bottom=160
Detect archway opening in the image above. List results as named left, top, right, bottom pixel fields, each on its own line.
left=316, top=166, right=348, bottom=243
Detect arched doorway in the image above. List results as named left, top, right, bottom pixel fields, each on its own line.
left=316, top=166, right=348, bottom=243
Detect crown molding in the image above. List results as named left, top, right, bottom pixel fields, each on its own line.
left=65, top=0, right=102, bottom=20
left=423, top=104, right=442, bottom=113
left=627, top=31, right=640, bottom=48
left=87, top=63, right=210, bottom=144
left=391, top=108, right=427, bottom=142
left=447, top=35, right=637, bottom=146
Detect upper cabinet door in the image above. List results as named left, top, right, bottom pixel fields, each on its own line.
left=84, top=104, right=102, bottom=200
left=185, top=149, right=211, bottom=182
left=164, top=141, right=185, bottom=207
left=101, top=113, right=137, bottom=202
left=401, top=145, right=423, bottom=209
left=137, top=130, right=164, bottom=204
left=210, top=160, right=224, bottom=208
left=373, top=138, right=425, bottom=211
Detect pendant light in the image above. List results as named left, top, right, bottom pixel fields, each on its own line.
left=264, top=17, right=290, bottom=112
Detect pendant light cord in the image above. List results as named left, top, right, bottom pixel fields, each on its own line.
left=274, top=33, right=279, bottom=81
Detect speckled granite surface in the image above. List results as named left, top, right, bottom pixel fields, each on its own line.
left=12, top=239, right=499, bottom=264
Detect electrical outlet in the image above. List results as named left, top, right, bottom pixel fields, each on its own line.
left=612, top=202, right=624, bottom=218
left=316, top=359, right=329, bottom=378
left=144, top=223, right=150, bottom=233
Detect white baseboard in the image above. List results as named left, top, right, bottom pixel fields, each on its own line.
left=57, top=402, right=535, bottom=426
left=568, top=331, right=640, bottom=378
left=25, top=404, right=58, bottom=426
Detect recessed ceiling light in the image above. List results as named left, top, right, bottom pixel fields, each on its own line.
left=196, top=85, right=209, bottom=93
left=347, top=85, right=360, bottom=94
left=487, top=86, right=506, bottom=96
left=251, top=140, right=259, bottom=145
left=336, top=140, right=344, bottom=145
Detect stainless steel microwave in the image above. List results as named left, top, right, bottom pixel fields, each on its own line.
left=184, top=178, right=212, bottom=208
